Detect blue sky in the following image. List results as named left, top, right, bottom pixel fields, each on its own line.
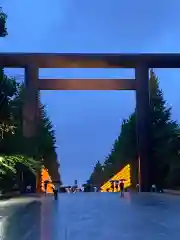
left=1, top=0, right=180, bottom=185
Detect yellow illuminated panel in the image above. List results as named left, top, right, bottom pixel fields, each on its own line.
left=100, top=164, right=131, bottom=192
left=41, top=167, right=54, bottom=193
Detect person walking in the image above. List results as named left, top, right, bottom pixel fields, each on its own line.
left=119, top=180, right=125, bottom=197
left=115, top=181, right=119, bottom=192
left=151, top=184, right=156, bottom=192
left=44, top=180, right=49, bottom=195
left=52, top=186, right=58, bottom=200
left=111, top=181, right=114, bottom=192
left=136, top=183, right=140, bottom=192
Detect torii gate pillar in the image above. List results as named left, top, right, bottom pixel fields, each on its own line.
left=23, top=64, right=39, bottom=138
left=136, top=64, right=150, bottom=192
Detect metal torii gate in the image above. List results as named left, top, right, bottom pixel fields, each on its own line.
left=1, top=52, right=180, bottom=192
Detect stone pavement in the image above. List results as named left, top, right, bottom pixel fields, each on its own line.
left=0, top=196, right=41, bottom=240
left=1, top=193, right=180, bottom=239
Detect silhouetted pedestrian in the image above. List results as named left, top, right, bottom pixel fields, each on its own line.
left=44, top=180, right=49, bottom=195
left=53, top=187, right=58, bottom=200
left=151, top=184, right=156, bottom=192
left=111, top=181, right=114, bottom=192
left=115, top=181, right=119, bottom=192
left=136, top=183, right=140, bottom=192
left=120, top=181, right=124, bottom=197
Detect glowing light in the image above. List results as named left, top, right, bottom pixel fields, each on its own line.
left=100, top=164, right=131, bottom=192
left=41, top=167, right=54, bottom=193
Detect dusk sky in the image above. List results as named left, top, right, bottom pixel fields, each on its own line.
left=1, top=0, right=180, bottom=185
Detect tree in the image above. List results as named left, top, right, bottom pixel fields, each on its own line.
left=0, top=9, right=61, bottom=191
left=36, top=104, right=61, bottom=183
left=88, top=70, right=180, bottom=189
left=0, top=78, right=40, bottom=191
left=0, top=71, right=17, bottom=139
left=88, top=161, right=104, bottom=188
left=10, top=84, right=61, bottom=184
left=148, top=70, right=180, bottom=187
left=0, top=7, right=7, bottom=37
left=0, top=79, right=61, bottom=191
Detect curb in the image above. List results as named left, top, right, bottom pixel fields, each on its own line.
left=2, top=200, right=41, bottom=239
left=164, top=189, right=180, bottom=195
left=0, top=191, right=21, bottom=200
left=0, top=193, right=43, bottom=200
left=21, top=199, right=41, bottom=210
left=9, top=199, right=41, bottom=218
left=0, top=199, right=41, bottom=227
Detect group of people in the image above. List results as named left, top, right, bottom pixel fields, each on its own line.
left=106, top=180, right=125, bottom=196
left=43, top=179, right=126, bottom=198
left=44, top=181, right=58, bottom=200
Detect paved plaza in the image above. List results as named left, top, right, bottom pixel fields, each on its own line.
left=0, top=193, right=180, bottom=239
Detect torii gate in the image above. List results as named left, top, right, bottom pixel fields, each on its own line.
left=1, top=53, right=179, bottom=192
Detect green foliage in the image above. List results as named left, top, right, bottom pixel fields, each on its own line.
left=0, top=155, right=40, bottom=175
left=0, top=69, right=18, bottom=125
left=88, top=70, right=180, bottom=189
left=0, top=8, right=8, bottom=37
left=0, top=16, right=61, bottom=189
left=0, top=71, right=61, bottom=191
left=88, top=161, right=105, bottom=188
left=37, top=105, right=56, bottom=157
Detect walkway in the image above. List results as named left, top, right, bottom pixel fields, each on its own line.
left=1, top=193, right=180, bottom=239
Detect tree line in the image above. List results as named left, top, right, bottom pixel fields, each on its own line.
left=0, top=70, right=61, bottom=192
left=0, top=11, right=61, bottom=192
left=87, top=70, right=180, bottom=190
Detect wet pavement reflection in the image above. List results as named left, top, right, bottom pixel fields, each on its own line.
left=1, top=192, right=180, bottom=239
